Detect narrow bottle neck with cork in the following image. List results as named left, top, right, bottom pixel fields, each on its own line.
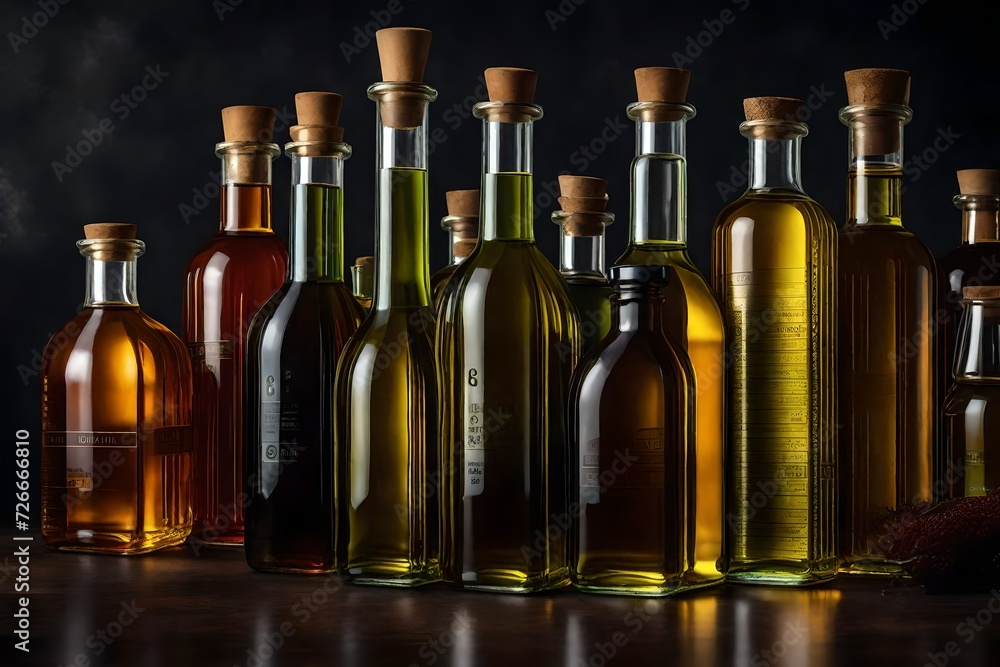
left=369, top=81, right=436, bottom=310
left=351, top=256, right=374, bottom=304
left=958, top=195, right=1000, bottom=245
left=842, top=107, right=908, bottom=227
left=556, top=213, right=610, bottom=278
left=442, top=217, right=478, bottom=265
left=78, top=226, right=143, bottom=307
left=955, top=288, right=1000, bottom=381
left=286, top=143, right=350, bottom=283
left=627, top=102, right=692, bottom=246
left=217, top=144, right=279, bottom=233
left=742, top=122, right=805, bottom=193
left=475, top=102, right=541, bottom=242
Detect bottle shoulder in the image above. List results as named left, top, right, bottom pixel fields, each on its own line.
left=443, top=242, right=575, bottom=307
left=839, top=225, right=937, bottom=265
left=185, top=232, right=288, bottom=273
left=714, top=192, right=836, bottom=233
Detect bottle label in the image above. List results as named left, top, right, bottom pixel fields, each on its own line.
left=260, top=400, right=302, bottom=464
left=43, top=431, right=137, bottom=448
left=188, top=340, right=233, bottom=373
left=580, top=430, right=665, bottom=505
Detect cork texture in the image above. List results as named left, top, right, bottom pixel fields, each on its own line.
left=446, top=189, right=480, bottom=218
left=376, top=27, right=432, bottom=129
left=963, top=285, right=1000, bottom=300
left=845, top=68, right=911, bottom=106
left=558, top=175, right=607, bottom=199
left=958, top=169, right=1000, bottom=196
left=354, top=256, right=374, bottom=267
left=83, top=223, right=139, bottom=261
left=84, top=223, right=137, bottom=240
left=483, top=67, right=537, bottom=122
left=221, top=105, right=276, bottom=143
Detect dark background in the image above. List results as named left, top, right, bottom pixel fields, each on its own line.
left=1, top=0, right=997, bottom=524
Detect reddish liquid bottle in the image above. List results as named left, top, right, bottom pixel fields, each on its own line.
left=183, top=106, right=288, bottom=546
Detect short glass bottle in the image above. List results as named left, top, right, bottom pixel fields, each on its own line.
left=42, top=224, right=193, bottom=554
left=431, top=190, right=479, bottom=308
left=553, top=206, right=614, bottom=354
left=571, top=265, right=722, bottom=596
left=943, top=286, right=1000, bottom=498
left=351, top=256, right=374, bottom=311
left=244, top=119, right=364, bottom=573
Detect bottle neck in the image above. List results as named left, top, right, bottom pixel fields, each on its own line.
left=351, top=264, right=373, bottom=302
left=287, top=147, right=349, bottom=282
left=78, top=239, right=144, bottom=307
left=443, top=216, right=479, bottom=265
left=955, top=300, right=1000, bottom=380
left=370, top=82, right=436, bottom=310
left=476, top=102, right=542, bottom=242
left=842, top=107, right=909, bottom=226
left=628, top=105, right=691, bottom=247
left=553, top=210, right=612, bottom=278
left=613, top=290, right=662, bottom=333
left=956, top=195, right=1000, bottom=244
left=747, top=136, right=804, bottom=192
left=217, top=143, right=279, bottom=233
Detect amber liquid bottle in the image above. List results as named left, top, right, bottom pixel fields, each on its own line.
left=42, top=224, right=193, bottom=554
left=336, top=27, right=439, bottom=586
left=572, top=265, right=722, bottom=595
left=615, top=68, right=724, bottom=582
left=438, top=68, right=580, bottom=592
left=183, top=106, right=288, bottom=546
left=431, top=189, right=479, bottom=308
left=941, top=170, right=1000, bottom=382
left=712, top=97, right=837, bottom=585
left=944, top=286, right=1000, bottom=498
left=244, top=96, right=364, bottom=573
left=837, top=69, right=937, bottom=575
left=351, top=256, right=374, bottom=311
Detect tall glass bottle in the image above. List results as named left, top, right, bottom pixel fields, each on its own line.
left=554, top=175, right=614, bottom=354
left=711, top=96, right=837, bottom=585
left=244, top=93, right=364, bottom=573
left=837, top=69, right=937, bottom=575
left=42, top=224, right=193, bottom=553
left=336, top=27, right=438, bottom=586
left=431, top=189, right=479, bottom=308
left=941, top=170, right=1000, bottom=381
left=572, top=265, right=722, bottom=595
left=351, top=256, right=374, bottom=311
left=944, top=286, right=1000, bottom=498
left=437, top=67, right=581, bottom=592
left=183, top=106, right=288, bottom=546
left=615, top=67, right=724, bottom=582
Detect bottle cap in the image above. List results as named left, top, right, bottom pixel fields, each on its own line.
left=742, top=97, right=806, bottom=140
left=957, top=169, right=1000, bottom=196
left=84, top=223, right=137, bottom=240
left=82, top=223, right=141, bottom=261
left=375, top=27, right=432, bottom=129
left=354, top=256, right=374, bottom=267
left=481, top=67, right=538, bottom=122
left=844, top=68, right=911, bottom=155
left=445, top=189, right=480, bottom=218
left=444, top=189, right=480, bottom=238
left=611, top=265, right=669, bottom=288
left=633, top=67, right=691, bottom=121
left=558, top=175, right=610, bottom=236
left=221, top=105, right=277, bottom=143
left=290, top=92, right=345, bottom=145
left=963, top=286, right=1000, bottom=300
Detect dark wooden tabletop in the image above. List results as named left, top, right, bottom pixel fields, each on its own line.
left=4, top=532, right=1000, bottom=667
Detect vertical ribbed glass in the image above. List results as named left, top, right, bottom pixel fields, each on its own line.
left=554, top=210, right=614, bottom=354
left=572, top=265, right=721, bottom=595
left=183, top=140, right=288, bottom=546
left=712, top=115, right=837, bottom=585
left=437, top=99, right=580, bottom=592
left=838, top=104, right=938, bottom=575
left=244, top=136, right=364, bottom=573
left=42, top=230, right=193, bottom=553
left=944, top=288, right=1000, bottom=498
left=615, top=100, right=724, bottom=584
left=336, top=81, right=439, bottom=586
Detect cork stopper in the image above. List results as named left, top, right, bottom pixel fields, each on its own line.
left=375, top=27, right=432, bottom=129
left=82, top=223, right=140, bottom=261
left=964, top=286, right=1000, bottom=300
left=958, top=170, right=1000, bottom=196
left=454, top=239, right=477, bottom=259
left=483, top=67, right=538, bottom=122
left=844, top=69, right=910, bottom=156
left=445, top=189, right=480, bottom=218
left=742, top=97, right=805, bottom=139
left=290, top=92, right=346, bottom=149
left=558, top=176, right=610, bottom=237
left=354, top=256, right=374, bottom=267
left=221, top=105, right=277, bottom=143
left=634, top=67, right=691, bottom=121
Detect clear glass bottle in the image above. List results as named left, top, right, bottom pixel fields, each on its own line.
left=944, top=286, right=1000, bottom=498
left=941, top=170, right=1000, bottom=382
left=42, top=224, right=193, bottom=554
left=615, top=68, right=724, bottom=582
left=572, top=264, right=722, bottom=595
left=351, top=256, right=374, bottom=311
left=431, top=189, right=479, bottom=308
left=553, top=179, right=614, bottom=354
left=183, top=106, right=288, bottom=546
left=244, top=96, right=364, bottom=573
left=437, top=67, right=580, bottom=592
left=712, top=96, right=838, bottom=585
left=336, top=27, right=439, bottom=586
left=837, top=69, right=937, bottom=576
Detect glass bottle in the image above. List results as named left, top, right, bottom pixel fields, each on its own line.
left=183, top=106, right=287, bottom=547
left=42, top=224, right=193, bottom=553
left=431, top=189, right=480, bottom=308
left=336, top=27, right=438, bottom=586
left=553, top=176, right=614, bottom=354
left=837, top=69, right=938, bottom=575
left=244, top=94, right=364, bottom=573
left=615, top=68, right=724, bottom=582
left=711, top=96, right=838, bottom=585
left=944, top=286, right=1000, bottom=498
left=572, top=264, right=722, bottom=595
left=351, top=256, right=374, bottom=311
left=437, top=67, right=581, bottom=592
left=941, top=170, right=1000, bottom=381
